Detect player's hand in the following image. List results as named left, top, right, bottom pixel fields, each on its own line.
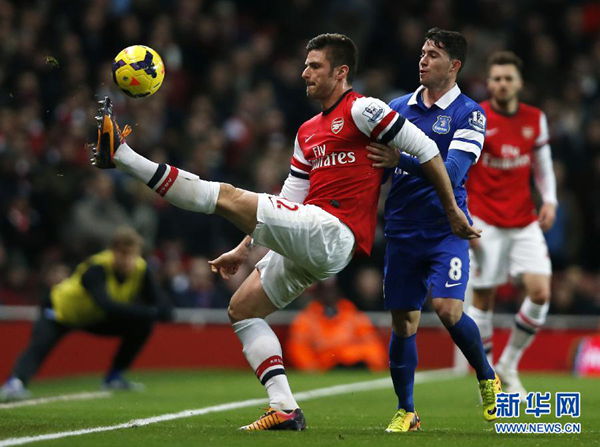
left=448, top=207, right=481, bottom=240
left=208, top=247, right=248, bottom=280
left=366, top=142, right=400, bottom=168
left=469, top=237, right=481, bottom=249
left=538, top=202, right=556, bottom=232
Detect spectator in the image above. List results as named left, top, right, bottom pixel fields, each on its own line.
left=286, top=277, right=387, bottom=372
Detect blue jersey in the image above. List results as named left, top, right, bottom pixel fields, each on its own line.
left=385, top=85, right=486, bottom=235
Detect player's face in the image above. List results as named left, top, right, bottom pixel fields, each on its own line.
left=302, top=49, right=337, bottom=100
left=112, top=246, right=140, bottom=276
left=419, top=40, right=455, bottom=88
left=487, top=64, right=522, bottom=105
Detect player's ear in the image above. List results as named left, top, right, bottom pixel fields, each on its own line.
left=451, top=59, right=462, bottom=75
left=336, top=65, right=349, bottom=80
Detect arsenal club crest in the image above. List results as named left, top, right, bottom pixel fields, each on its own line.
left=522, top=126, right=534, bottom=139
left=331, top=117, right=344, bottom=134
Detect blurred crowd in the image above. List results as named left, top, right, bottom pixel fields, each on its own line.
left=1, top=0, right=599, bottom=313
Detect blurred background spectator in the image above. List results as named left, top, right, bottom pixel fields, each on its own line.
left=0, top=0, right=599, bottom=313
left=286, top=277, right=387, bottom=371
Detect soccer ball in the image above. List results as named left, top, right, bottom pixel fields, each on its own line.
left=112, top=45, right=165, bottom=98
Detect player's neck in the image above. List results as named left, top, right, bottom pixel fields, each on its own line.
left=320, top=81, right=352, bottom=111
left=490, top=97, right=519, bottom=115
left=422, top=81, right=456, bottom=108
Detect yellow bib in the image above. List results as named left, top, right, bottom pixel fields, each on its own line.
left=51, top=250, right=146, bottom=326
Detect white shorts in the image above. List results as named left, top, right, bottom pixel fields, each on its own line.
left=252, top=194, right=355, bottom=308
left=469, top=216, right=552, bottom=289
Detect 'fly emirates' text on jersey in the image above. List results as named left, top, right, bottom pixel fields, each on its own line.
left=290, top=89, right=438, bottom=256
left=466, top=101, right=549, bottom=228
left=386, top=85, right=485, bottom=234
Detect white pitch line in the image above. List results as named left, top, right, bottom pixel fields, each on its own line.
left=0, top=391, right=111, bottom=410
left=0, top=368, right=461, bottom=447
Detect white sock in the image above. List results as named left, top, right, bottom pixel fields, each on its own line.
left=467, top=305, right=494, bottom=363
left=233, top=318, right=298, bottom=410
left=498, top=297, right=549, bottom=371
left=114, top=143, right=219, bottom=213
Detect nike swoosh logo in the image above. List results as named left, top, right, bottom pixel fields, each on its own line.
left=445, top=282, right=462, bottom=288
left=304, top=134, right=315, bottom=143
left=487, top=407, right=497, bottom=415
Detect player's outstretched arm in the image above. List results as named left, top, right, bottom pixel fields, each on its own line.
left=421, top=155, right=480, bottom=239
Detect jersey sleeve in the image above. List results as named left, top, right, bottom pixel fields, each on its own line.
left=448, top=107, right=486, bottom=162
left=535, top=112, right=550, bottom=148
left=280, top=173, right=310, bottom=203
left=351, top=96, right=439, bottom=163
left=532, top=145, right=557, bottom=205
left=289, top=134, right=311, bottom=180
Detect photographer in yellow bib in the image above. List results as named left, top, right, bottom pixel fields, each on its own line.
left=1, top=226, right=172, bottom=401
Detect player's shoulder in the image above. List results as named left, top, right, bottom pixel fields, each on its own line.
left=518, top=102, right=544, bottom=118
left=450, top=94, right=486, bottom=133
left=389, top=92, right=413, bottom=110
left=349, top=93, right=392, bottom=122
left=454, top=93, right=485, bottom=116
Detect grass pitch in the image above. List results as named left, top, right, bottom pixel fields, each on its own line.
left=1, top=370, right=597, bottom=446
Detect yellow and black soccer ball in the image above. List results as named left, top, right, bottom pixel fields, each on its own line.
left=112, top=45, right=165, bottom=98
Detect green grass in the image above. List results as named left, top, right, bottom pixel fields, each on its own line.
left=1, top=370, right=598, bottom=446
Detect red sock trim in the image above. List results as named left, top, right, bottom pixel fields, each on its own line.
left=156, top=166, right=179, bottom=196
left=517, top=311, right=539, bottom=329
left=255, top=355, right=284, bottom=379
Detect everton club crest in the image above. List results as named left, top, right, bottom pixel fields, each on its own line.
left=432, top=115, right=451, bottom=134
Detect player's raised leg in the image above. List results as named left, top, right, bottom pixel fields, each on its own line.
left=92, top=96, right=258, bottom=235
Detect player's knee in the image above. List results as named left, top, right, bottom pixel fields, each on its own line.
left=391, top=313, right=419, bottom=336
left=227, top=302, right=244, bottom=323
left=529, top=287, right=550, bottom=304
left=434, top=303, right=462, bottom=327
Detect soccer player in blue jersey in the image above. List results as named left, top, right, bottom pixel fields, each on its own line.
left=367, top=28, right=500, bottom=432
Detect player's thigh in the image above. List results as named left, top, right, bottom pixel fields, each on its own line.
left=253, top=250, right=323, bottom=310
left=509, top=221, right=552, bottom=278
left=469, top=216, right=511, bottom=289
left=252, top=194, right=354, bottom=276
left=429, top=234, right=470, bottom=300
left=383, top=237, right=428, bottom=311
left=228, top=267, right=279, bottom=321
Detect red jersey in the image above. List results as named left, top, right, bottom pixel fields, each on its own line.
left=466, top=101, right=549, bottom=228
left=290, top=90, right=406, bottom=255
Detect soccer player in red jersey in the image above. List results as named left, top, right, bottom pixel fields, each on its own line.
left=466, top=51, right=557, bottom=399
left=92, top=33, right=479, bottom=430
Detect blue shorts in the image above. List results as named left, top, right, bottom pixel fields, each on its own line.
left=383, top=231, right=470, bottom=310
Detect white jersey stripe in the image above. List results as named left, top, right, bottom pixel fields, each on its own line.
left=454, top=129, right=484, bottom=145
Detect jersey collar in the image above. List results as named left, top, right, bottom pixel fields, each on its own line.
left=407, top=84, right=461, bottom=110
left=322, top=88, right=353, bottom=115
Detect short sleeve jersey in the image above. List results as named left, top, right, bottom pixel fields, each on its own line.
left=466, top=101, right=549, bottom=228
left=290, top=89, right=406, bottom=255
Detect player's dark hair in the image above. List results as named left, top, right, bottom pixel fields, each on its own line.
left=111, top=226, right=143, bottom=250
left=306, top=33, right=358, bottom=82
left=487, top=51, right=523, bottom=74
left=424, top=27, right=467, bottom=71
